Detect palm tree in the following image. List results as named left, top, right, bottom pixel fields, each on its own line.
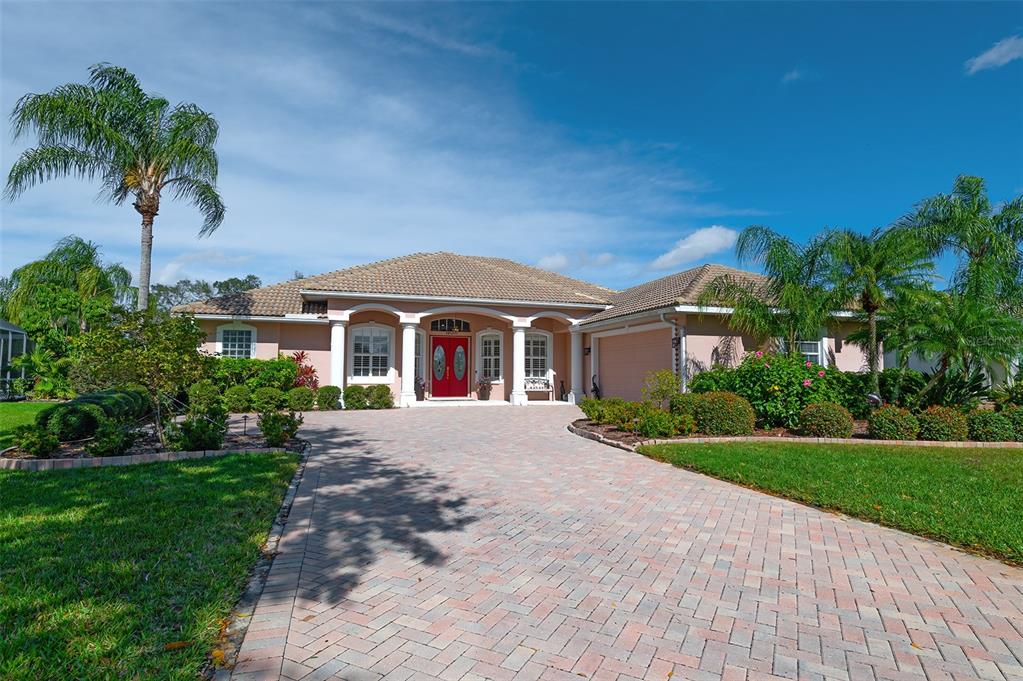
left=5, top=64, right=225, bottom=310
left=906, top=175, right=1023, bottom=304
left=699, top=225, right=843, bottom=356
left=827, top=226, right=934, bottom=392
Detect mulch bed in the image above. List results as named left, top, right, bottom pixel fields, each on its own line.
left=572, top=418, right=870, bottom=445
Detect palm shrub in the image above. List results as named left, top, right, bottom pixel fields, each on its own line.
left=287, top=386, right=316, bottom=411
left=916, top=368, right=988, bottom=411
left=799, top=402, right=854, bottom=438
left=917, top=406, right=968, bottom=442
left=867, top=405, right=919, bottom=441
left=251, top=387, right=284, bottom=413
left=967, top=411, right=1015, bottom=442
left=693, top=392, right=755, bottom=436
left=316, top=385, right=342, bottom=411
left=992, top=377, right=1023, bottom=409
left=343, top=385, right=368, bottom=410
left=223, top=385, right=251, bottom=413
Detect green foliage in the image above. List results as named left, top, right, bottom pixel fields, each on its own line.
left=287, top=386, right=316, bottom=411
left=167, top=414, right=226, bottom=451
left=641, top=369, right=681, bottom=409
left=878, top=368, right=926, bottom=406
left=37, top=402, right=105, bottom=441
left=668, top=392, right=700, bottom=418
left=999, top=405, right=1023, bottom=441
left=598, top=398, right=641, bottom=432
left=688, top=366, right=736, bottom=394
left=209, top=356, right=299, bottom=393
left=251, top=387, right=285, bottom=413
left=366, top=385, right=394, bottom=409
left=85, top=418, right=138, bottom=456
left=635, top=407, right=675, bottom=438
left=672, top=412, right=696, bottom=437
left=967, top=411, right=1015, bottom=443
left=578, top=396, right=603, bottom=421
left=222, top=385, right=251, bottom=413
left=316, top=385, right=341, bottom=411
left=828, top=370, right=872, bottom=419
left=12, top=424, right=59, bottom=457
left=11, top=342, right=74, bottom=399
left=693, top=391, right=756, bottom=436
left=917, top=368, right=988, bottom=411
left=258, top=411, right=303, bottom=447
left=868, top=405, right=919, bottom=441
left=993, top=377, right=1023, bottom=409
left=799, top=402, right=854, bottom=438
left=187, top=379, right=222, bottom=416
left=917, top=406, right=969, bottom=442
left=343, top=385, right=368, bottom=410
left=150, top=274, right=261, bottom=312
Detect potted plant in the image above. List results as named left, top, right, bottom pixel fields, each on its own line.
left=476, top=375, right=492, bottom=400
left=414, top=376, right=426, bottom=402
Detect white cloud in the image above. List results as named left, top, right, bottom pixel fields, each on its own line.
left=781, top=68, right=804, bottom=84
left=965, top=35, right=1023, bottom=75
left=536, top=253, right=570, bottom=272
left=650, top=226, right=738, bottom=270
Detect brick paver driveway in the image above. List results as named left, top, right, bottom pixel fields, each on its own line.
left=234, top=406, right=1023, bottom=681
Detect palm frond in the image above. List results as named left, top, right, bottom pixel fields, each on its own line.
left=4, top=145, right=106, bottom=199
left=166, top=177, right=226, bottom=235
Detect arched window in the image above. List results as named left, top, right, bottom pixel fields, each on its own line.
left=216, top=322, right=256, bottom=358
left=348, top=324, right=395, bottom=383
left=430, top=318, right=470, bottom=332
left=476, top=330, right=503, bottom=382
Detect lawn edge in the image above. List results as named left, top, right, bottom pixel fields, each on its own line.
left=206, top=441, right=311, bottom=680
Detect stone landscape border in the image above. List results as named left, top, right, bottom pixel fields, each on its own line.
left=0, top=446, right=288, bottom=471
left=567, top=422, right=1023, bottom=452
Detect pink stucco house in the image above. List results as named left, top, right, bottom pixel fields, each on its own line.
left=176, top=252, right=869, bottom=406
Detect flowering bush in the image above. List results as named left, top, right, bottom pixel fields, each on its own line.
left=799, top=402, right=854, bottom=438
left=868, top=405, right=919, bottom=441
left=917, top=405, right=968, bottom=442
left=687, top=366, right=736, bottom=394
left=692, top=391, right=755, bottom=436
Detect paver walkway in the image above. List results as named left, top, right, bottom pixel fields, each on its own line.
left=233, top=407, right=1023, bottom=681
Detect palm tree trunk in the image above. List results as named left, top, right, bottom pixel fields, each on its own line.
left=137, top=211, right=155, bottom=311
left=868, top=310, right=879, bottom=394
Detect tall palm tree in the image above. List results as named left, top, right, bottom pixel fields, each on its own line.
left=5, top=64, right=225, bottom=310
left=827, top=226, right=934, bottom=392
left=699, top=225, right=843, bottom=356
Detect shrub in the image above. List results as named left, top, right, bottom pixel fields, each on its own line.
left=668, top=392, right=700, bottom=418
left=316, top=385, right=342, bottom=410
left=636, top=407, right=675, bottom=438
left=878, top=367, right=926, bottom=406
left=688, top=366, right=736, bottom=394
left=40, top=402, right=105, bottom=441
left=798, top=402, right=854, bottom=438
left=917, top=368, right=989, bottom=411
left=868, top=405, right=919, bottom=441
left=36, top=388, right=152, bottom=441
left=642, top=369, right=682, bottom=409
left=917, top=406, right=969, bottom=442
left=210, top=356, right=299, bottom=392
left=830, top=371, right=872, bottom=419
left=366, top=385, right=394, bottom=410
left=251, top=387, right=285, bottom=413
left=187, top=379, right=222, bottom=416
left=600, top=398, right=641, bottom=431
left=259, top=411, right=303, bottom=447
left=993, top=378, right=1023, bottom=409
left=85, top=418, right=138, bottom=456
left=12, top=424, right=58, bottom=457
left=287, top=386, right=316, bottom=411
left=168, top=414, right=226, bottom=451
left=671, top=412, right=696, bottom=437
left=223, top=385, right=252, bottom=413
left=343, top=385, right=368, bottom=410
left=578, top=396, right=603, bottom=422
left=967, top=411, right=1015, bottom=442
left=693, top=392, right=755, bottom=436
left=291, top=351, right=319, bottom=390
left=1000, top=405, right=1023, bottom=441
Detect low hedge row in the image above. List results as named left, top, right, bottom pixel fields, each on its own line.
left=580, top=391, right=755, bottom=438
left=865, top=404, right=1023, bottom=442
left=342, top=385, right=394, bottom=410
left=35, top=388, right=152, bottom=441
left=185, top=383, right=346, bottom=413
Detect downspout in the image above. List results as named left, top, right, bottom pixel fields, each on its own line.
left=660, top=312, right=687, bottom=392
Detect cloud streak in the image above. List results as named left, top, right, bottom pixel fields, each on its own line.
left=965, top=35, right=1023, bottom=75
left=651, top=226, right=738, bottom=270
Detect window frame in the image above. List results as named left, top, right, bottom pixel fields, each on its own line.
left=216, top=322, right=257, bottom=359
left=414, top=328, right=427, bottom=381
left=524, top=330, right=553, bottom=381
left=475, top=329, right=504, bottom=383
left=778, top=335, right=827, bottom=366
left=348, top=323, right=395, bottom=385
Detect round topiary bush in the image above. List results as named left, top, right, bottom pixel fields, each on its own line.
left=1000, top=404, right=1023, bottom=442
left=693, top=391, right=755, bottom=436
left=867, top=405, right=919, bottom=441
left=41, top=403, right=106, bottom=441
left=917, top=405, right=969, bottom=442
left=967, top=411, right=1015, bottom=442
left=187, top=379, right=222, bottom=416
left=316, top=385, right=342, bottom=410
left=668, top=392, right=700, bottom=418
left=251, top=386, right=285, bottom=413
left=799, top=402, right=854, bottom=438
left=366, top=385, right=394, bottom=409
left=287, top=386, right=316, bottom=411
left=343, top=385, right=368, bottom=410
left=223, top=385, right=251, bottom=413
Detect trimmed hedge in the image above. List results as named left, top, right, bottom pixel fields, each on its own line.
left=287, top=386, right=316, bottom=411
left=36, top=388, right=151, bottom=441
left=343, top=385, right=368, bottom=410
left=316, top=385, right=342, bottom=410
left=967, top=411, right=1015, bottom=442
left=187, top=380, right=222, bottom=416
left=917, top=405, right=969, bottom=442
left=692, top=392, right=755, bottom=436
left=1000, top=404, right=1023, bottom=442
left=251, top=387, right=285, bottom=414
left=342, top=385, right=394, bottom=410
left=799, top=402, right=854, bottom=438
left=867, top=405, right=919, bottom=441
left=223, top=385, right=251, bottom=413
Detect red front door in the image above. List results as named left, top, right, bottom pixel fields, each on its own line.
left=430, top=336, right=469, bottom=397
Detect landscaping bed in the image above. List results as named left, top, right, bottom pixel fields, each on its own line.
left=572, top=417, right=870, bottom=446
left=0, top=452, right=299, bottom=679
left=0, top=401, right=54, bottom=449
left=638, top=440, right=1023, bottom=565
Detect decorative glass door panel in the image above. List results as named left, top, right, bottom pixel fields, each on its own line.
left=429, top=337, right=470, bottom=397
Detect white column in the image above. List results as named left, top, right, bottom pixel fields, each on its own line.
left=510, top=325, right=527, bottom=406
left=329, top=320, right=346, bottom=403
left=399, top=322, right=417, bottom=408
left=569, top=329, right=583, bottom=404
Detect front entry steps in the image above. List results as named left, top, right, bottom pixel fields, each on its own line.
left=407, top=399, right=575, bottom=408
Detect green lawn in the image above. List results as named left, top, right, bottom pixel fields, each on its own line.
left=0, top=452, right=299, bottom=680
left=639, top=441, right=1023, bottom=565
left=0, top=401, right=52, bottom=448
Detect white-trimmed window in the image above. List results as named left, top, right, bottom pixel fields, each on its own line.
left=349, top=324, right=394, bottom=382
left=477, top=330, right=503, bottom=382
left=780, top=337, right=825, bottom=366
left=414, top=329, right=427, bottom=380
left=216, top=323, right=256, bottom=358
left=525, top=332, right=550, bottom=379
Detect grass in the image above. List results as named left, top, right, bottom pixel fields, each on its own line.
left=0, top=401, right=52, bottom=448
left=0, top=452, right=299, bottom=680
left=639, top=441, right=1023, bottom=565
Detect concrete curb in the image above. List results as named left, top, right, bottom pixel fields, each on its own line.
left=0, top=447, right=289, bottom=472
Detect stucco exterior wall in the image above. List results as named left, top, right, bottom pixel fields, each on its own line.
left=827, top=321, right=870, bottom=373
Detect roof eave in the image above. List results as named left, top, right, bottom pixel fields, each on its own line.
left=298, top=289, right=610, bottom=310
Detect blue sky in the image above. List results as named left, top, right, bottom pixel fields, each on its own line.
left=2, top=2, right=1021, bottom=290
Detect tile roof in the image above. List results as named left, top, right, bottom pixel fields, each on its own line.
left=174, top=252, right=616, bottom=317
left=580, top=264, right=769, bottom=324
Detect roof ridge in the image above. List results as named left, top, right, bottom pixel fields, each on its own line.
left=479, top=256, right=618, bottom=296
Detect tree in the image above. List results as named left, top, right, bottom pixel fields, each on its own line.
left=149, top=274, right=261, bottom=311
left=699, top=226, right=843, bottom=356
left=5, top=64, right=226, bottom=311
left=71, top=311, right=211, bottom=445
left=827, top=226, right=934, bottom=392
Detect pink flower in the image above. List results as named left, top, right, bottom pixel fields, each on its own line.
left=755, top=351, right=763, bottom=358
left=802, top=379, right=812, bottom=387
left=818, top=370, right=825, bottom=378
left=805, top=361, right=812, bottom=368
